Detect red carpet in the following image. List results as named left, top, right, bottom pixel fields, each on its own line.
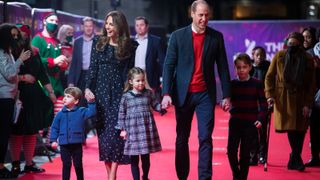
left=19, top=106, right=320, bottom=180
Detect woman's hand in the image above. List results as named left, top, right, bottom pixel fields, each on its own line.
left=120, top=130, right=127, bottom=140
left=19, top=49, right=31, bottom=61
left=85, top=88, right=95, bottom=102
left=302, top=106, right=311, bottom=119
left=20, top=74, right=36, bottom=84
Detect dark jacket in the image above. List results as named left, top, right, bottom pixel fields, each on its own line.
left=143, top=34, right=165, bottom=89
left=162, top=25, right=231, bottom=107
left=50, top=102, right=96, bottom=145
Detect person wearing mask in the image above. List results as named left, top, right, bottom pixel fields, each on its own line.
left=32, top=12, right=68, bottom=153
left=57, top=24, right=74, bottom=89
left=265, top=32, right=316, bottom=171
left=303, top=27, right=320, bottom=167
left=8, top=24, right=57, bottom=176
left=0, top=23, right=30, bottom=178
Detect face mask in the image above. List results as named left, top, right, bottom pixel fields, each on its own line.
left=66, top=35, right=73, bottom=43
left=46, top=22, right=58, bottom=33
left=287, top=45, right=299, bottom=54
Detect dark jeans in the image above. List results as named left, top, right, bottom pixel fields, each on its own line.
left=174, top=91, right=214, bottom=180
left=60, top=143, right=83, bottom=180
left=309, top=107, right=320, bottom=159
left=131, top=154, right=150, bottom=180
left=227, top=118, right=258, bottom=180
left=0, top=98, right=14, bottom=164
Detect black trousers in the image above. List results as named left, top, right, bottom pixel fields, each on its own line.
left=227, top=118, right=258, bottom=180
left=60, top=143, right=83, bottom=180
left=309, top=107, right=320, bottom=159
left=0, top=98, right=14, bottom=164
left=130, top=154, right=150, bottom=180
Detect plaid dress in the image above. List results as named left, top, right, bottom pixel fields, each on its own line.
left=116, top=89, right=162, bottom=155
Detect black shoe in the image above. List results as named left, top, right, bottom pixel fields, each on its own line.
left=0, top=167, right=15, bottom=179
left=11, top=160, right=21, bottom=177
left=305, top=158, right=320, bottom=167
left=23, top=162, right=45, bottom=173
left=259, top=157, right=266, bottom=164
left=287, top=153, right=305, bottom=171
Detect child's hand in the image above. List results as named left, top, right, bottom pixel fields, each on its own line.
left=51, top=142, right=58, bottom=150
left=221, top=98, right=231, bottom=112
left=120, top=130, right=127, bottom=140
left=254, top=121, right=262, bottom=128
left=159, top=109, right=167, bottom=116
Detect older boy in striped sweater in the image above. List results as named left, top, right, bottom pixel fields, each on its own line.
left=224, top=53, right=268, bottom=180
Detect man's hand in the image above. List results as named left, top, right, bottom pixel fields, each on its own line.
left=221, top=97, right=231, bottom=111
left=161, top=95, right=172, bottom=109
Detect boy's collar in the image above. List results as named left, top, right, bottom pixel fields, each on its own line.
left=236, top=75, right=251, bottom=81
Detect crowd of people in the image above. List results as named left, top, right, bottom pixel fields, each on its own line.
left=0, top=0, right=320, bottom=180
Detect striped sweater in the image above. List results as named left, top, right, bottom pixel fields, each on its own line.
left=229, top=77, right=268, bottom=122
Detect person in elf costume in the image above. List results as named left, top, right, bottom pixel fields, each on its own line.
left=31, top=12, right=69, bottom=153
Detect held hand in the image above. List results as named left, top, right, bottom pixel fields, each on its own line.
left=51, top=142, right=58, bottom=150
left=221, top=97, right=231, bottom=112
left=302, top=106, right=311, bottom=119
left=19, top=49, right=31, bottom=61
left=161, top=95, right=172, bottom=109
left=22, top=74, right=36, bottom=84
left=85, top=88, right=95, bottom=102
left=120, top=130, right=127, bottom=140
left=254, top=121, right=262, bottom=128
left=267, top=98, right=275, bottom=109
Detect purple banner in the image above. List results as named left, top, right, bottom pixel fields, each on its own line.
left=209, top=20, right=320, bottom=78
left=6, top=2, right=32, bottom=25
left=207, top=20, right=320, bottom=102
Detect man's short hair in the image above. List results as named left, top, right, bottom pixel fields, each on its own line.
left=82, top=16, right=94, bottom=25
left=135, top=16, right=149, bottom=26
left=64, top=87, right=82, bottom=100
left=191, top=0, right=209, bottom=13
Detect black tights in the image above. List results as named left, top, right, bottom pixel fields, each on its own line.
left=131, top=154, right=150, bottom=180
left=287, top=131, right=306, bottom=156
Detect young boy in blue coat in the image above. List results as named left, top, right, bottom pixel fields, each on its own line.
left=50, top=87, right=96, bottom=180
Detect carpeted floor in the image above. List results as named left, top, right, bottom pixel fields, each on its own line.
left=19, top=106, right=320, bottom=180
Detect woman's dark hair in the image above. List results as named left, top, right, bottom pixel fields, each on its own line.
left=0, top=23, right=18, bottom=53
left=302, top=26, right=317, bottom=49
left=96, top=11, right=133, bottom=60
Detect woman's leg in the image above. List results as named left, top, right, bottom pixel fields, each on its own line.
left=109, top=162, right=119, bottom=180
left=9, top=135, right=23, bottom=176
left=104, top=162, right=111, bottom=179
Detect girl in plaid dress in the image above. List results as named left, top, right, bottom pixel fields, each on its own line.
left=116, top=67, right=163, bottom=180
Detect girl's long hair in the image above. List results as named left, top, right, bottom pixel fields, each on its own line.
left=124, top=67, right=151, bottom=92
left=96, top=11, right=133, bottom=60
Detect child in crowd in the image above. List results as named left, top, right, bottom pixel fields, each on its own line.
left=225, top=53, right=268, bottom=180
left=116, top=67, right=164, bottom=180
left=50, top=87, right=96, bottom=180
left=249, top=46, right=270, bottom=165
